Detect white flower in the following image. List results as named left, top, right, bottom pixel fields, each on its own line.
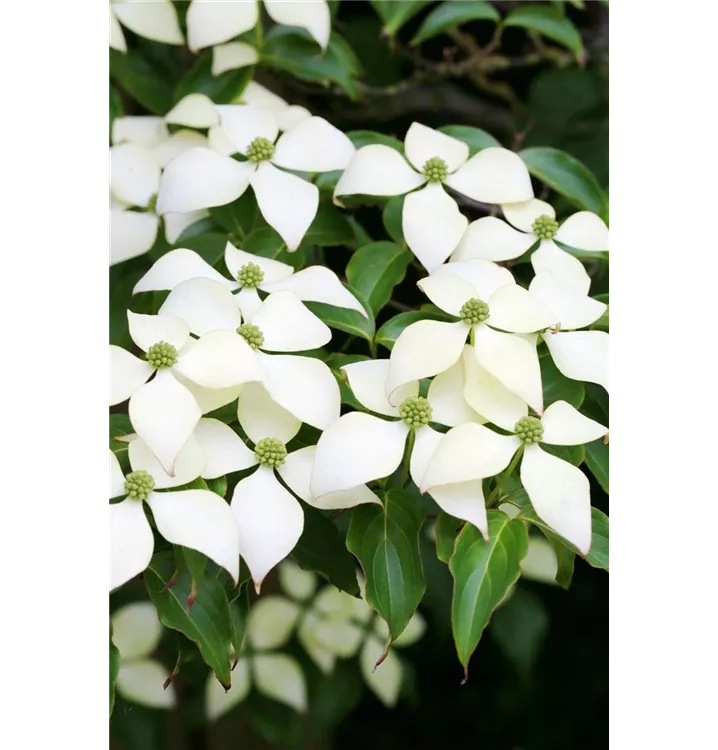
left=239, top=81, right=312, bottom=132
left=421, top=401, right=608, bottom=554
left=386, top=260, right=557, bottom=415
left=205, top=594, right=308, bottom=720
left=311, top=359, right=491, bottom=535
left=334, top=123, right=534, bottom=271
left=452, top=198, right=609, bottom=294
left=110, top=121, right=209, bottom=264
left=111, top=602, right=176, bottom=709
left=109, top=450, right=240, bottom=590
left=186, top=0, right=330, bottom=53
left=156, top=105, right=355, bottom=250
left=110, top=0, right=183, bottom=53
left=110, top=311, right=262, bottom=474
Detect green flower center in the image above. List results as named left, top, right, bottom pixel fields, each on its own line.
left=246, top=137, right=275, bottom=163
left=124, top=470, right=155, bottom=501
left=422, top=156, right=448, bottom=183
left=237, top=262, right=265, bottom=289
left=459, top=298, right=490, bottom=326
left=255, top=437, right=287, bottom=468
left=237, top=324, right=264, bottom=350
left=399, top=396, right=432, bottom=429
left=532, top=214, right=559, bottom=240
left=146, top=341, right=178, bottom=369
left=514, top=416, right=544, bottom=444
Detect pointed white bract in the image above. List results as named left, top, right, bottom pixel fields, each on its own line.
left=110, top=0, right=183, bottom=51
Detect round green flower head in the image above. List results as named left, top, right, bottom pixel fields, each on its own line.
left=459, top=298, right=490, bottom=326
left=422, top=156, right=448, bottom=183
left=237, top=262, right=265, bottom=289
left=124, top=470, right=155, bottom=501
left=399, top=396, right=433, bottom=429
left=532, top=214, right=559, bottom=240
left=514, top=416, right=544, bottom=445
left=255, top=437, right=287, bottom=468
left=246, top=137, right=275, bottom=163
left=237, top=324, right=264, bottom=350
left=146, top=341, right=178, bottom=369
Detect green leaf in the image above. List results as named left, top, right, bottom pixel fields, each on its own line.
left=304, top=297, right=375, bottom=343
left=110, top=627, right=120, bottom=716
left=435, top=512, right=462, bottom=563
left=181, top=547, right=207, bottom=585
left=542, top=443, right=585, bottom=467
left=207, top=475, right=228, bottom=498
left=325, top=353, right=371, bottom=410
left=110, top=87, right=123, bottom=142
left=145, top=552, right=233, bottom=688
left=110, top=414, right=133, bottom=451
left=375, top=309, right=454, bottom=350
left=591, top=293, right=609, bottom=331
left=209, top=192, right=260, bottom=240
left=263, top=28, right=361, bottom=99
left=438, top=125, right=502, bottom=154
left=166, top=232, right=228, bottom=266
left=243, top=227, right=285, bottom=258
left=229, top=588, right=250, bottom=665
left=519, top=147, right=608, bottom=218
left=585, top=438, right=609, bottom=493
left=346, top=488, right=426, bottom=641
left=110, top=49, right=173, bottom=115
left=450, top=512, right=528, bottom=675
left=304, top=198, right=355, bottom=246
left=291, top=503, right=360, bottom=596
left=540, top=350, right=585, bottom=408
left=346, top=130, right=404, bottom=152
left=412, top=1, right=499, bottom=45
left=346, top=242, right=412, bottom=315
left=552, top=537, right=575, bottom=589
left=505, top=4, right=584, bottom=55
left=371, top=0, right=432, bottom=38
left=174, top=50, right=252, bottom=103
left=382, top=195, right=405, bottom=245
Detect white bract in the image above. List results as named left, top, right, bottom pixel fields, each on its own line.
left=421, top=401, right=608, bottom=554
left=110, top=0, right=183, bottom=53
left=311, top=359, right=493, bottom=535
left=387, top=260, right=557, bottom=415
left=187, top=0, right=330, bottom=52
left=110, top=121, right=209, bottom=264
left=205, top=594, right=308, bottom=720
left=110, top=311, right=262, bottom=474
left=334, top=123, right=534, bottom=270
left=111, top=602, right=176, bottom=709
left=109, top=450, right=240, bottom=590
left=452, top=198, right=609, bottom=294
left=156, top=105, right=355, bottom=250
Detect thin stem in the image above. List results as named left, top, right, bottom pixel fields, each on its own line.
left=255, top=16, right=263, bottom=53
left=485, top=445, right=524, bottom=508
left=397, top=429, right=416, bottom=489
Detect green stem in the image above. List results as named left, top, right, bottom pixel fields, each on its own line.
left=485, top=444, right=524, bottom=508
left=397, top=429, right=416, bottom=488
left=470, top=326, right=476, bottom=346
left=255, top=16, right=263, bottom=53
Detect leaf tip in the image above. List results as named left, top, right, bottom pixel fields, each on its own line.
left=373, top=638, right=391, bottom=672
left=460, top=666, right=469, bottom=686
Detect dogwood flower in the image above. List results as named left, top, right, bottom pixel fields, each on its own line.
left=110, top=311, right=262, bottom=473
left=334, top=123, right=534, bottom=270
left=110, top=450, right=240, bottom=590
left=421, top=400, right=608, bottom=554
left=386, top=260, right=557, bottom=415
left=110, top=124, right=209, bottom=264
left=206, top=594, right=308, bottom=720
left=452, top=198, right=609, bottom=294
left=156, top=105, right=355, bottom=250
left=134, top=242, right=366, bottom=322
left=110, top=0, right=183, bottom=53
left=111, top=602, right=175, bottom=709
left=310, top=359, right=487, bottom=518
left=186, top=0, right=330, bottom=53
left=156, top=277, right=342, bottom=439
left=239, top=81, right=312, bottom=132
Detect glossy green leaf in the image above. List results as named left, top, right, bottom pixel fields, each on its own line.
left=438, top=125, right=502, bottom=154
left=174, top=50, right=252, bottom=103
left=375, top=308, right=455, bottom=351
left=243, top=227, right=285, bottom=258
left=346, top=242, right=412, bottom=315
left=110, top=627, right=120, bottom=716
left=207, top=475, right=228, bottom=498
left=110, top=49, right=173, bottom=115
left=435, top=512, right=462, bottom=563
left=304, top=199, right=355, bottom=246
left=542, top=443, right=585, bottom=467
left=552, top=537, right=575, bottom=589
left=167, top=232, right=228, bottom=267
left=519, top=147, right=608, bottom=218
left=229, top=588, right=250, bottom=665
left=291, top=502, right=360, bottom=596
left=382, top=195, right=405, bottom=245
left=110, top=414, right=133, bottom=452
left=540, top=349, right=585, bottom=408
left=371, top=0, right=432, bottom=38
left=505, top=4, right=584, bottom=55
left=412, top=1, right=499, bottom=45
left=209, top=191, right=260, bottom=240
left=346, top=488, right=426, bottom=641
left=181, top=547, right=207, bottom=586
left=592, top=293, right=609, bottom=331
left=585, top=438, right=609, bottom=493
left=347, top=130, right=404, bottom=152
left=145, top=552, right=233, bottom=688
left=304, top=297, right=375, bottom=342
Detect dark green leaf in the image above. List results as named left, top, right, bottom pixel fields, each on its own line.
left=304, top=199, right=355, bottom=246
left=209, top=192, right=260, bottom=240
left=346, top=489, right=426, bottom=641
left=181, top=547, right=207, bottom=586
left=505, top=4, right=584, bottom=55
left=449, top=512, right=528, bottom=675
left=110, top=627, right=120, bottom=716
left=207, top=475, right=228, bottom=498
left=382, top=195, right=405, bottom=245
left=325, top=353, right=371, bottom=410
left=304, top=297, right=375, bottom=342
left=229, top=588, right=250, bottom=663
left=174, top=50, right=252, bottom=103
left=542, top=443, right=585, bottom=467
left=438, top=125, right=502, bottom=154
left=435, top=512, right=462, bottom=563
left=519, top=147, right=608, bottom=218
left=591, top=293, right=609, bottom=331
left=110, top=414, right=133, bottom=453
left=375, top=309, right=454, bottom=351
left=145, top=552, right=233, bottom=688
left=540, top=349, right=585, bottom=408
left=346, top=130, right=404, bottom=152
left=412, top=1, right=499, bottom=45
left=243, top=227, right=285, bottom=258
left=291, top=503, right=360, bottom=596
left=552, top=537, right=575, bottom=589
left=167, top=232, right=228, bottom=266
left=110, top=87, right=123, bottom=142
left=346, top=242, right=412, bottom=315
left=110, top=49, right=173, bottom=115
left=585, top=438, right=609, bottom=493
left=371, top=0, right=432, bottom=38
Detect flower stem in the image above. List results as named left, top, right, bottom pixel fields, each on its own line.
left=485, top=445, right=524, bottom=508
left=397, top=429, right=416, bottom=489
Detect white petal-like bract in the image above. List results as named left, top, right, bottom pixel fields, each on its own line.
left=334, top=145, right=424, bottom=197
left=540, top=400, right=607, bottom=446
left=110, top=498, right=154, bottom=591
left=273, top=116, right=356, bottom=173
left=445, top=147, right=533, bottom=204
left=403, top=122, right=468, bottom=173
